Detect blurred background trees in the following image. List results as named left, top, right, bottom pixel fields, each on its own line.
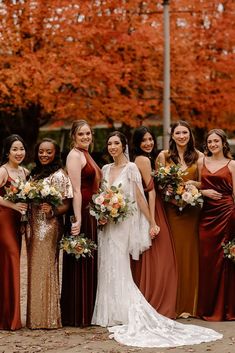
left=0, top=0, right=234, bottom=158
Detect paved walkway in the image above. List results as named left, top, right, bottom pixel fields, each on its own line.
left=0, top=240, right=234, bottom=353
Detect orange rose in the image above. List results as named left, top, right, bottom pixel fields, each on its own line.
left=229, top=245, right=235, bottom=257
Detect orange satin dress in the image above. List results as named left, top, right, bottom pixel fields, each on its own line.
left=132, top=178, right=177, bottom=318
left=164, top=159, right=200, bottom=317
left=198, top=161, right=235, bottom=321
left=0, top=179, right=21, bottom=330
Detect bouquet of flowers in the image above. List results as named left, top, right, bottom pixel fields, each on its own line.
left=31, top=179, right=63, bottom=207
left=89, top=181, right=136, bottom=228
left=4, top=178, right=37, bottom=203
left=153, top=164, right=203, bottom=211
left=153, top=163, right=188, bottom=198
left=4, top=178, right=63, bottom=220
left=221, top=238, right=235, bottom=263
left=174, top=183, right=204, bottom=211
left=60, top=234, right=97, bottom=259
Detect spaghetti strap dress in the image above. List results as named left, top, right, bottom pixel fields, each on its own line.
left=0, top=176, right=22, bottom=330
left=198, top=159, right=235, bottom=321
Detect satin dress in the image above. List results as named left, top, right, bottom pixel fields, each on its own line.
left=164, top=154, right=200, bottom=317
left=198, top=160, right=235, bottom=321
left=0, top=178, right=22, bottom=330
left=61, top=151, right=101, bottom=327
left=26, top=169, right=73, bottom=329
left=132, top=178, right=177, bottom=318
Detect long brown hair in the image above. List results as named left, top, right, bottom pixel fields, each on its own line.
left=168, top=120, right=199, bottom=166
left=204, top=129, right=232, bottom=159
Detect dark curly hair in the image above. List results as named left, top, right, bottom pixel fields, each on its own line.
left=1, top=134, right=27, bottom=165
left=132, top=126, right=157, bottom=169
left=204, top=129, right=232, bottom=159
left=30, top=138, right=62, bottom=180
left=168, top=120, right=199, bottom=166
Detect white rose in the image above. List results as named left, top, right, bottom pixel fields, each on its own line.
left=95, top=195, right=104, bottom=205
left=182, top=192, right=193, bottom=204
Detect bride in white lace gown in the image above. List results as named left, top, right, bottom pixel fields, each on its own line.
left=91, top=131, right=222, bottom=348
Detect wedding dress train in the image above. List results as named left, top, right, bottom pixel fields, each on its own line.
left=91, top=162, right=222, bottom=348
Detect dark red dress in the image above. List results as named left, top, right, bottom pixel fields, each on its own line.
left=0, top=179, right=22, bottom=330
left=198, top=161, right=235, bottom=321
left=131, top=178, right=177, bottom=318
left=61, top=151, right=101, bottom=327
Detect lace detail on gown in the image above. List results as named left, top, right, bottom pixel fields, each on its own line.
left=91, top=163, right=222, bottom=348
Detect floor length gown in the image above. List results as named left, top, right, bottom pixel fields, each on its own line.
left=198, top=160, right=235, bottom=321
left=0, top=179, right=22, bottom=330
left=163, top=154, right=200, bottom=317
left=27, top=169, right=72, bottom=329
left=61, top=151, right=101, bottom=327
left=131, top=178, right=177, bottom=318
left=92, top=162, right=222, bottom=348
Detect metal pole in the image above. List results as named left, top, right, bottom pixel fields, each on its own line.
left=163, top=0, right=171, bottom=149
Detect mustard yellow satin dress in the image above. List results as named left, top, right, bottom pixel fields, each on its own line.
left=164, top=160, right=200, bottom=317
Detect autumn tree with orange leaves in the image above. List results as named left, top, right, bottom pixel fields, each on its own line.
left=0, top=0, right=234, bottom=151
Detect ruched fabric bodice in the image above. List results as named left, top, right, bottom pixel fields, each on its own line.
left=198, top=162, right=235, bottom=321
left=0, top=178, right=22, bottom=330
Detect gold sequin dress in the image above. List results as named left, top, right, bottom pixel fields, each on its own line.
left=26, top=169, right=73, bottom=329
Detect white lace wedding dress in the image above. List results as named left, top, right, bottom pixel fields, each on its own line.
left=91, top=162, right=222, bottom=348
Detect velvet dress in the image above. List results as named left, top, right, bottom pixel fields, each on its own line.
left=61, top=150, right=101, bottom=327
left=164, top=154, right=200, bottom=317
left=0, top=178, right=22, bottom=330
left=198, top=160, right=235, bottom=321
left=132, top=178, right=177, bottom=318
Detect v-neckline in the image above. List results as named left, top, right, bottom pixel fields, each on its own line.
left=108, top=163, right=128, bottom=186
left=204, top=162, right=229, bottom=175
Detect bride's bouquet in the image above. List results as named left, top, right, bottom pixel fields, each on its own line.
left=222, top=238, right=235, bottom=263
left=60, top=234, right=97, bottom=260
left=89, top=181, right=136, bottom=228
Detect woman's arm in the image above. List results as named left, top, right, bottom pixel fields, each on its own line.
left=66, top=150, right=86, bottom=234
left=228, top=160, right=235, bottom=199
left=135, top=156, right=156, bottom=230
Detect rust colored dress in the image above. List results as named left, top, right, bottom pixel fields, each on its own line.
left=0, top=178, right=22, bottom=330
left=26, top=169, right=73, bottom=329
left=131, top=178, right=177, bottom=318
left=61, top=151, right=101, bottom=327
left=198, top=160, right=235, bottom=321
left=164, top=156, right=200, bottom=317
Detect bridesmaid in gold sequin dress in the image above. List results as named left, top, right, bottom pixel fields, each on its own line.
left=0, top=135, right=28, bottom=330
left=26, top=138, right=73, bottom=329
left=157, top=121, right=203, bottom=318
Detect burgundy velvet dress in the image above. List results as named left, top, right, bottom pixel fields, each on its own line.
left=131, top=178, right=177, bottom=318
left=0, top=179, right=21, bottom=330
left=198, top=160, right=235, bottom=321
left=61, top=151, right=101, bottom=327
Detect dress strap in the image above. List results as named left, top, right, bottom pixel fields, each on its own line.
left=1, top=165, right=9, bottom=178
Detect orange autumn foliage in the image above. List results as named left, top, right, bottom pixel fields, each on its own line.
left=0, top=0, right=234, bottom=131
